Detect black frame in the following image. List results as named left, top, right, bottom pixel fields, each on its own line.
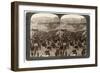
left=11, top=1, right=97, bottom=71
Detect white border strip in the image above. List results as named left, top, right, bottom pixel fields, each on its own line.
left=18, top=5, right=96, bottom=68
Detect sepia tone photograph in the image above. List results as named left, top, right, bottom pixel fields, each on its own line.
left=26, top=12, right=90, bottom=60
left=11, top=2, right=97, bottom=71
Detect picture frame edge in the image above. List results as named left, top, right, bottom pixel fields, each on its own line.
left=11, top=1, right=98, bottom=71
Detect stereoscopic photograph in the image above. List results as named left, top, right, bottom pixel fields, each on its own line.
left=11, top=2, right=97, bottom=71
left=26, top=12, right=90, bottom=60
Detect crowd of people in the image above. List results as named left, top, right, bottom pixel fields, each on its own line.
left=30, top=29, right=87, bottom=57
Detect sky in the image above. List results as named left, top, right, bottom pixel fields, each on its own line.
left=31, top=13, right=87, bottom=32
